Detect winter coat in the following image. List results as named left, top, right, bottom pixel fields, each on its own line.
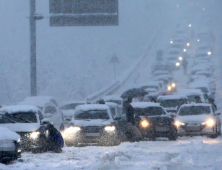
left=123, top=101, right=135, bottom=125
left=47, top=124, right=64, bottom=148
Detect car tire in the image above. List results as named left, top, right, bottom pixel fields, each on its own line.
left=168, top=127, right=178, bottom=141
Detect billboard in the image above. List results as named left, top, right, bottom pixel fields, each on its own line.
left=49, top=0, right=118, bottom=26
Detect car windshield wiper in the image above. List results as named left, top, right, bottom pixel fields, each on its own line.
left=4, top=116, right=16, bottom=123
left=13, top=115, right=32, bottom=123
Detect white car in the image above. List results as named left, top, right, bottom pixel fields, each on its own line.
left=59, top=101, right=85, bottom=127
left=19, top=96, right=64, bottom=130
left=177, top=89, right=207, bottom=103
left=175, top=104, right=221, bottom=137
left=64, top=104, right=121, bottom=146
left=157, top=95, right=188, bottom=114
left=0, top=127, right=21, bottom=163
left=102, top=95, right=123, bottom=106
left=0, top=105, right=46, bottom=150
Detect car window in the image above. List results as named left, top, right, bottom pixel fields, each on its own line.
left=160, top=99, right=181, bottom=108
left=45, top=106, right=57, bottom=114
left=60, top=103, right=83, bottom=110
left=0, top=112, right=37, bottom=123
left=75, top=110, right=110, bottom=120
left=179, top=106, right=210, bottom=116
left=134, top=107, right=166, bottom=116
left=50, top=99, right=58, bottom=106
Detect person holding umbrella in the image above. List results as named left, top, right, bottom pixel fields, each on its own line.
left=123, top=97, right=135, bottom=125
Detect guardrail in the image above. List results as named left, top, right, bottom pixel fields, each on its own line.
left=85, top=24, right=165, bottom=103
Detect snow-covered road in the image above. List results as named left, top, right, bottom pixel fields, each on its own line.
left=2, top=136, right=222, bottom=170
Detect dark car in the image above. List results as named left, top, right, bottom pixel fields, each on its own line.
left=131, top=102, right=177, bottom=141
left=0, top=127, right=21, bottom=163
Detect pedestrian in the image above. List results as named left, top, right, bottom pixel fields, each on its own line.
left=182, top=58, right=188, bottom=75
left=195, top=96, right=203, bottom=103
left=123, top=97, right=135, bottom=125
left=32, top=122, right=64, bottom=153
left=209, top=98, right=217, bottom=111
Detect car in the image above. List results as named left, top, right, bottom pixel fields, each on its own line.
left=157, top=95, right=188, bottom=114
left=177, top=89, right=207, bottom=103
left=19, top=96, right=64, bottom=131
left=64, top=104, right=121, bottom=146
left=175, top=104, right=221, bottom=138
left=167, top=56, right=181, bottom=70
left=138, top=81, right=162, bottom=91
left=105, top=102, right=122, bottom=119
left=151, top=62, right=170, bottom=74
left=59, top=101, right=85, bottom=127
left=0, top=127, right=21, bottom=163
left=101, top=95, right=123, bottom=106
left=0, top=105, right=48, bottom=151
left=131, top=102, right=177, bottom=141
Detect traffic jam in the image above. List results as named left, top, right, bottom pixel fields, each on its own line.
left=1, top=3, right=222, bottom=169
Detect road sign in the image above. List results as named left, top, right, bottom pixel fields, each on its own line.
left=49, top=0, right=118, bottom=26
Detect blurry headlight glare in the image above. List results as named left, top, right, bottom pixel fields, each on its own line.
left=170, top=41, right=173, bottom=44
left=208, top=51, right=212, bottom=55
left=187, top=43, right=190, bottom=47
left=17, top=138, right=20, bottom=143
left=202, top=119, right=215, bottom=127
left=183, top=49, right=187, bottom=52
left=105, top=126, right=115, bottom=131
left=66, top=127, right=81, bottom=133
left=175, top=121, right=185, bottom=127
left=30, top=132, right=40, bottom=139
left=189, top=24, right=192, bottom=28
left=140, top=120, right=149, bottom=128
left=176, top=62, right=180, bottom=67
left=168, top=86, right=172, bottom=91
left=172, top=83, right=176, bottom=88
left=179, top=57, right=183, bottom=61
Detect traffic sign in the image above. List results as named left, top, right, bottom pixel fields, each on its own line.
left=49, top=0, right=118, bottom=26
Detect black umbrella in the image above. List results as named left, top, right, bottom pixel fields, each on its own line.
left=121, top=88, right=148, bottom=98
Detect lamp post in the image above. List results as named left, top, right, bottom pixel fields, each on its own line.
left=109, top=53, right=119, bottom=79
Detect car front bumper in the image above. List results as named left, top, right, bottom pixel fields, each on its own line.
left=177, top=125, right=214, bottom=136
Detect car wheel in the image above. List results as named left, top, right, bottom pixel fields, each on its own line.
left=209, top=126, right=218, bottom=138
left=168, top=127, right=178, bottom=141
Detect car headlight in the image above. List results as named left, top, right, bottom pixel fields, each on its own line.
left=175, top=62, right=180, bottom=67
left=104, top=126, right=115, bottom=132
left=30, top=132, right=40, bottom=140
left=187, top=43, right=190, bottom=47
left=65, top=126, right=81, bottom=135
left=140, top=120, right=149, bottom=128
left=179, top=56, right=183, bottom=61
left=168, top=85, right=172, bottom=91
left=202, top=119, right=215, bottom=127
left=175, top=121, right=185, bottom=127
left=17, top=138, right=21, bottom=143
left=208, top=51, right=212, bottom=55
left=171, top=83, right=176, bottom=88
left=183, top=49, right=186, bottom=52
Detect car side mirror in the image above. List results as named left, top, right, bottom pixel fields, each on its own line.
left=41, top=118, right=50, bottom=125
left=214, top=112, right=221, bottom=115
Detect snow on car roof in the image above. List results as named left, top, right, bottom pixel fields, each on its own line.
left=19, top=96, right=56, bottom=107
left=137, top=81, right=160, bottom=87
left=157, top=95, right=188, bottom=100
left=145, top=88, right=158, bottom=92
left=0, top=127, right=20, bottom=141
left=0, top=105, right=39, bottom=114
left=131, top=102, right=160, bottom=108
left=188, top=82, right=210, bottom=88
left=178, top=89, right=203, bottom=96
left=75, top=104, right=110, bottom=111
left=105, top=102, right=119, bottom=107
left=102, top=95, right=122, bottom=101
left=180, top=103, right=212, bottom=108
left=61, top=101, right=85, bottom=106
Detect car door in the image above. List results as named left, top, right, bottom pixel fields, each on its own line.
left=43, top=104, right=62, bottom=130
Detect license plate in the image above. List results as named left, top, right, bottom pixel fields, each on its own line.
left=186, top=126, right=201, bottom=131
left=155, top=126, right=170, bottom=131
left=85, top=133, right=100, bottom=137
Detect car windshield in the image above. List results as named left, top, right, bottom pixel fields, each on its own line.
left=75, top=110, right=110, bottom=120
left=187, top=95, right=201, bottom=102
left=60, top=103, right=83, bottom=110
left=196, top=87, right=209, bottom=93
left=160, top=99, right=181, bottom=108
left=0, top=112, right=37, bottom=123
left=134, top=107, right=166, bottom=116
left=142, top=85, right=159, bottom=90
left=179, top=106, right=210, bottom=116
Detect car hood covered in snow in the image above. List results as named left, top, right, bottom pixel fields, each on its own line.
left=0, top=127, right=20, bottom=141
left=176, top=114, right=214, bottom=123
left=0, top=123, right=41, bottom=132
left=71, top=119, right=114, bottom=127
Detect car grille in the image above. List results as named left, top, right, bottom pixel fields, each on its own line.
left=0, top=140, right=15, bottom=152
left=81, top=126, right=103, bottom=133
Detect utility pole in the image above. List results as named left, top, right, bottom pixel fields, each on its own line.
left=29, top=0, right=43, bottom=96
